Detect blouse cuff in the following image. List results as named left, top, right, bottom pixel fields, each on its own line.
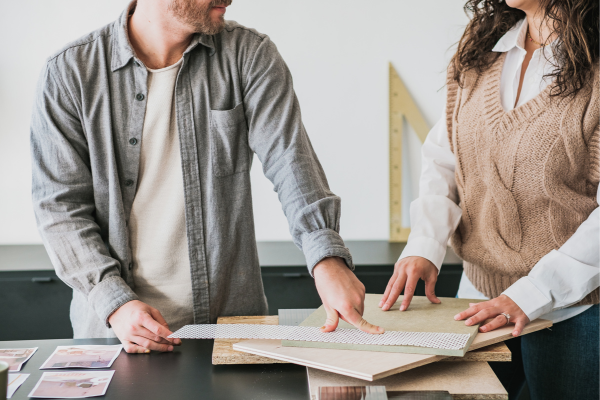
left=398, top=236, right=446, bottom=273
left=502, top=277, right=553, bottom=321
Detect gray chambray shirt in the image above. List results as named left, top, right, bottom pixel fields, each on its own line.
left=31, top=6, right=353, bottom=338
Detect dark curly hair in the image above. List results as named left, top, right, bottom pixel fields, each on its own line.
left=451, top=0, right=599, bottom=97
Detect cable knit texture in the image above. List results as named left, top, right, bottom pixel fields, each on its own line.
left=446, top=53, right=599, bottom=307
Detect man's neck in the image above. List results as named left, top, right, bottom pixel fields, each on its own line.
left=128, top=2, right=194, bottom=70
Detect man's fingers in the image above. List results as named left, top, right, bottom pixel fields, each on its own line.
left=400, top=274, right=418, bottom=311
left=424, top=277, right=441, bottom=304
left=123, top=341, right=150, bottom=354
left=343, top=308, right=384, bottom=334
left=141, top=313, right=175, bottom=343
left=320, top=306, right=340, bottom=332
left=147, top=308, right=182, bottom=345
left=134, top=326, right=173, bottom=345
left=131, top=335, right=174, bottom=352
left=479, top=315, right=508, bottom=333
left=382, top=273, right=406, bottom=311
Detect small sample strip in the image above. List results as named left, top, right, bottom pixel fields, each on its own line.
left=0, top=347, right=38, bottom=371
left=40, top=345, right=123, bottom=369
left=7, top=373, right=29, bottom=399
left=318, top=386, right=388, bottom=400
left=169, top=324, right=471, bottom=350
left=28, top=370, right=115, bottom=398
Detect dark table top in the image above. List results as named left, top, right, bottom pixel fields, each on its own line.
left=3, top=338, right=309, bottom=400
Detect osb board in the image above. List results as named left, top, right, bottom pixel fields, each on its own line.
left=234, top=319, right=551, bottom=381
left=283, top=294, right=482, bottom=357
left=212, top=315, right=286, bottom=365
left=307, top=362, right=508, bottom=400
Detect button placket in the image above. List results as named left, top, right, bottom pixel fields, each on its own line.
left=123, top=60, right=148, bottom=198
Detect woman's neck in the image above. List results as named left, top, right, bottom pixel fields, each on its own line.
left=523, top=6, right=556, bottom=46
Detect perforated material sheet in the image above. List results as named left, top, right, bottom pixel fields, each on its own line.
left=169, top=324, right=471, bottom=350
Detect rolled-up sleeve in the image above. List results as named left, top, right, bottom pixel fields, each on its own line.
left=242, top=36, right=352, bottom=275
left=31, top=61, right=137, bottom=326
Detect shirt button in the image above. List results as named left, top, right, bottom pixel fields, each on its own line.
left=136, top=93, right=145, bottom=101
left=125, top=179, right=134, bottom=187
left=129, top=138, right=138, bottom=145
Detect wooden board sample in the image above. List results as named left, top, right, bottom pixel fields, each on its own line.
left=234, top=318, right=551, bottom=381
left=283, top=295, right=482, bottom=357
left=212, top=315, right=285, bottom=365
left=307, top=362, right=508, bottom=400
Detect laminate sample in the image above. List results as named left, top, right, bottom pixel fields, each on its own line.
left=283, top=295, right=482, bottom=356
left=233, top=318, right=551, bottom=381
left=307, top=362, right=508, bottom=400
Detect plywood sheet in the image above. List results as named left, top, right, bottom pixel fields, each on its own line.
left=307, top=362, right=508, bottom=400
left=212, top=315, right=286, bottom=365
left=283, top=295, right=481, bottom=357
left=234, top=318, right=551, bottom=381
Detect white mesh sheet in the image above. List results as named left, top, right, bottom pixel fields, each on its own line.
left=168, top=324, right=470, bottom=350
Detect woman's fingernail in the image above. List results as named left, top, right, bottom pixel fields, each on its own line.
left=480, top=327, right=487, bottom=332
left=378, top=301, right=383, bottom=307
left=400, top=305, right=406, bottom=311
left=377, top=327, right=385, bottom=333
left=465, top=319, right=472, bottom=325
left=168, top=346, right=174, bottom=351
left=454, top=314, right=460, bottom=320
left=144, top=349, right=150, bottom=354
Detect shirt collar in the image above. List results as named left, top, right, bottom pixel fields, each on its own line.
left=111, top=1, right=216, bottom=72
left=492, top=18, right=527, bottom=53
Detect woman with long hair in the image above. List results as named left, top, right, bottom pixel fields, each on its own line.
left=380, top=1, right=598, bottom=399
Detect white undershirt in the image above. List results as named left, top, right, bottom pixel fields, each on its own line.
left=399, top=19, right=599, bottom=324
left=129, top=58, right=195, bottom=331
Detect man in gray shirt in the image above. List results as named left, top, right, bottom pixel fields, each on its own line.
left=31, top=0, right=382, bottom=353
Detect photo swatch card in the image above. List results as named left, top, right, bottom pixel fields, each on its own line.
left=28, top=370, right=115, bottom=398
left=40, top=345, right=123, bottom=369
left=7, top=373, right=29, bottom=399
left=0, top=348, right=38, bottom=371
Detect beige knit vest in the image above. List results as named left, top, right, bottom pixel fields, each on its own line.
left=446, top=53, right=599, bottom=307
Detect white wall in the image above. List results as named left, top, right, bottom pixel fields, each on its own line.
left=0, top=0, right=468, bottom=244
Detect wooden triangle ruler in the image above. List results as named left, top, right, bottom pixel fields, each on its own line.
left=389, top=63, right=429, bottom=242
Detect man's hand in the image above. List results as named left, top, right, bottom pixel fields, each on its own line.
left=454, top=294, right=530, bottom=337
left=108, top=300, right=181, bottom=353
left=313, top=257, right=383, bottom=334
left=379, top=256, right=440, bottom=312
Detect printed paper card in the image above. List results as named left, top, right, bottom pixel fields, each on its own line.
left=7, top=373, right=29, bottom=399
left=40, top=345, right=123, bottom=369
left=28, top=370, right=115, bottom=398
left=0, top=348, right=38, bottom=371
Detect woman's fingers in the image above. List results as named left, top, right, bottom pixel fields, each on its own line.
left=382, top=273, right=407, bottom=311
left=454, top=301, right=488, bottom=321
left=379, top=272, right=397, bottom=308
left=513, top=319, right=527, bottom=337
left=400, top=274, right=419, bottom=311
left=479, top=314, right=508, bottom=333
left=465, top=307, right=498, bottom=326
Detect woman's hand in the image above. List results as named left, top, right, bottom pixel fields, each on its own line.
left=454, top=294, right=530, bottom=337
left=379, top=256, right=441, bottom=312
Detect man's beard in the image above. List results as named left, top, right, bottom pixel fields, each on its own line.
left=168, top=0, right=232, bottom=35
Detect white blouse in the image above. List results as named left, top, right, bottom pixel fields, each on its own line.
left=399, top=19, right=599, bottom=324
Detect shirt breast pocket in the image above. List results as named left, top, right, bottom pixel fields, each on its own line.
left=209, top=102, right=250, bottom=177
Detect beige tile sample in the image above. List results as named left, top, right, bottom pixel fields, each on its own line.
left=283, top=294, right=482, bottom=356
left=233, top=318, right=551, bottom=381
left=307, top=362, right=508, bottom=400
